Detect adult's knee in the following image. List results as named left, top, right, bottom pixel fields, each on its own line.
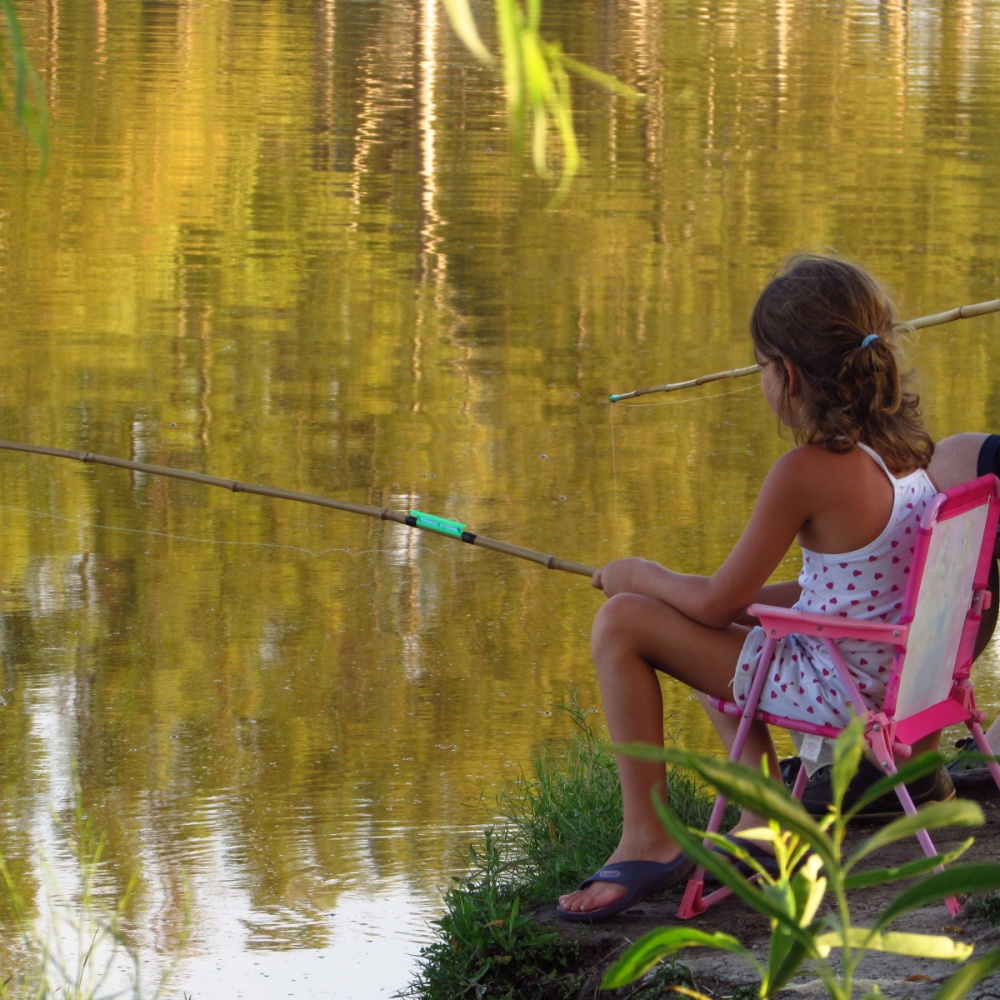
left=929, top=433, right=989, bottom=491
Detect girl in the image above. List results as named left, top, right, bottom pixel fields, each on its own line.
left=557, top=253, right=936, bottom=921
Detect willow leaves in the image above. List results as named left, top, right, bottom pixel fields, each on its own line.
left=440, top=0, right=641, bottom=203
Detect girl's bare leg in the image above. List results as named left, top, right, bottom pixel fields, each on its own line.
left=695, top=692, right=781, bottom=836
left=558, top=593, right=776, bottom=915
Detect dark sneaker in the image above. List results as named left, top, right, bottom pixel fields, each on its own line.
left=946, top=738, right=982, bottom=775
left=798, top=757, right=955, bottom=821
left=779, top=755, right=803, bottom=787
left=946, top=736, right=999, bottom=790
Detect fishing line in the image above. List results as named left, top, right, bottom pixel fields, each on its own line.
left=0, top=441, right=599, bottom=577
left=607, top=376, right=761, bottom=547
left=0, top=502, right=401, bottom=562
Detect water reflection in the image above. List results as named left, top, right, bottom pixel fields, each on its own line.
left=1, top=0, right=1000, bottom=996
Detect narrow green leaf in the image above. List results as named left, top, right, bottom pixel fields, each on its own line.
left=525, top=0, right=542, bottom=31
left=559, top=52, right=644, bottom=100
left=653, top=801, right=823, bottom=946
left=765, top=929, right=816, bottom=995
left=843, top=839, right=974, bottom=891
left=494, top=0, right=523, bottom=117
left=842, top=753, right=951, bottom=819
left=874, top=863, right=1000, bottom=931
left=1, top=0, right=48, bottom=160
left=601, top=926, right=757, bottom=988
left=439, top=0, right=494, bottom=63
left=542, top=51, right=578, bottom=205
left=848, top=801, right=983, bottom=867
left=521, top=30, right=553, bottom=104
left=930, top=950, right=1000, bottom=1000
left=829, top=718, right=866, bottom=812
left=789, top=854, right=827, bottom=925
left=816, top=927, right=973, bottom=961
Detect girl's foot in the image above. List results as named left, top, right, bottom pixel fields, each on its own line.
left=555, top=853, right=692, bottom=921
left=556, top=842, right=686, bottom=917
left=723, top=814, right=776, bottom=856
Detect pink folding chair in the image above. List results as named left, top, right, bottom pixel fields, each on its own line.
left=678, top=473, right=1000, bottom=920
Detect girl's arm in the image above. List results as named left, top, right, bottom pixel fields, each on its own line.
left=734, top=579, right=801, bottom=625
left=593, top=449, right=818, bottom=628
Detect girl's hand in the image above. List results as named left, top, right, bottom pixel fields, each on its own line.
left=591, top=557, right=660, bottom=597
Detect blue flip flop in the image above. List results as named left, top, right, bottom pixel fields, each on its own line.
left=555, top=855, right=693, bottom=922
left=702, top=834, right=779, bottom=886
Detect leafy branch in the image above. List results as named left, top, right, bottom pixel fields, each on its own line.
left=0, top=0, right=47, bottom=162
left=440, top=0, right=642, bottom=204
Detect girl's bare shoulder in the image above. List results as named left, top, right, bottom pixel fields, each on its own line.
left=766, top=444, right=891, bottom=508
left=769, top=445, right=897, bottom=553
left=768, top=444, right=860, bottom=481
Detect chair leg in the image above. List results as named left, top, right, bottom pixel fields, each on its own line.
left=677, top=791, right=732, bottom=919
left=678, top=700, right=766, bottom=919
left=885, top=760, right=961, bottom=917
left=791, top=758, right=808, bottom=799
left=679, top=638, right=776, bottom=919
left=677, top=869, right=707, bottom=918
left=966, top=721, right=1000, bottom=792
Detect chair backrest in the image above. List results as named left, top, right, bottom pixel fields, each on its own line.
left=884, top=474, right=1000, bottom=725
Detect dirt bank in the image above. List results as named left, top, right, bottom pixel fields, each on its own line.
left=539, top=776, right=1000, bottom=999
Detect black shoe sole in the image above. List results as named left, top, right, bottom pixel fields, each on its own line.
left=799, top=760, right=956, bottom=821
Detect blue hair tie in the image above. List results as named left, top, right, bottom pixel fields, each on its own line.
left=861, top=334, right=879, bottom=348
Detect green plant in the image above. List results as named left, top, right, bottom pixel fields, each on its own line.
left=0, top=0, right=47, bottom=160
left=0, top=781, right=185, bottom=1000
left=496, top=697, right=734, bottom=902
left=401, top=823, right=582, bottom=1000
left=402, top=695, right=733, bottom=999
left=616, top=957, right=695, bottom=998
left=603, top=720, right=1000, bottom=1000
left=967, top=891, right=1000, bottom=927
left=402, top=699, right=601, bottom=999
left=440, top=0, right=642, bottom=203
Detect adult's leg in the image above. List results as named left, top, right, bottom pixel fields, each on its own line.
left=933, top=434, right=1000, bottom=747
left=557, top=592, right=772, bottom=915
left=930, top=432, right=999, bottom=658
left=928, top=433, right=990, bottom=492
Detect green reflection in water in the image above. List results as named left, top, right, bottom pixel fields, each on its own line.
left=0, top=0, right=999, bottom=995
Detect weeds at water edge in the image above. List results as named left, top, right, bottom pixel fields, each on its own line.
left=968, top=891, right=1000, bottom=927
left=0, top=777, right=187, bottom=1000
left=400, top=696, right=726, bottom=1000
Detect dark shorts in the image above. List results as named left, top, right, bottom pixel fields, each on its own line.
left=977, top=436, right=1000, bottom=646
left=978, top=434, right=1000, bottom=479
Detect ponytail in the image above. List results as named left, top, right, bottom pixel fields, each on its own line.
left=751, top=253, right=934, bottom=472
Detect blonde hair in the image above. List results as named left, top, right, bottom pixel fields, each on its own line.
left=750, top=253, right=934, bottom=472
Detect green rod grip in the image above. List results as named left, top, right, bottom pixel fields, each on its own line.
left=409, top=510, right=466, bottom=539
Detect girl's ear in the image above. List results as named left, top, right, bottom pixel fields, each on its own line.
left=784, top=360, right=798, bottom=397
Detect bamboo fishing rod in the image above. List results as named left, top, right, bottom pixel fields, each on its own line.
left=0, top=440, right=598, bottom=578
left=609, top=296, right=1000, bottom=402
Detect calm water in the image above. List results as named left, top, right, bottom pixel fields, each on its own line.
left=1, top=1, right=1000, bottom=996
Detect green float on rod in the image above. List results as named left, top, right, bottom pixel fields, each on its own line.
left=0, top=440, right=598, bottom=579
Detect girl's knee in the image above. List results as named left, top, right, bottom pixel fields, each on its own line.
left=591, top=593, right=666, bottom=658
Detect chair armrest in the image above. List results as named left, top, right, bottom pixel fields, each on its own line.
left=747, top=603, right=908, bottom=646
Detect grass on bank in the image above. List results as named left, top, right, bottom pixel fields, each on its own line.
left=404, top=705, right=1000, bottom=1000
left=0, top=782, right=185, bottom=1000
left=400, top=699, right=729, bottom=1000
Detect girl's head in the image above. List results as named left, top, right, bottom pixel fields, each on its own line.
left=750, top=252, right=933, bottom=471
